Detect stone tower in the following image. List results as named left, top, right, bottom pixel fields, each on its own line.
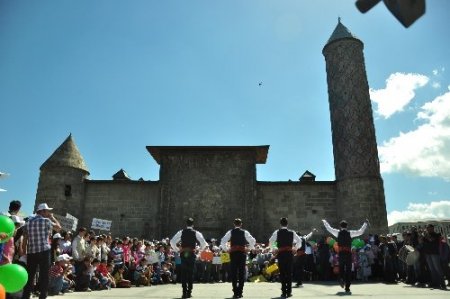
left=322, top=20, right=388, bottom=233
left=35, top=134, right=89, bottom=216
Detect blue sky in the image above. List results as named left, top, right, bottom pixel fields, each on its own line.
left=1, top=0, right=449, bottom=225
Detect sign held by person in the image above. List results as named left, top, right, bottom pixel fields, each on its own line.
left=91, top=218, right=112, bottom=231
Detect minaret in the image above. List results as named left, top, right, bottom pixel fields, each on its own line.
left=35, top=134, right=89, bottom=217
left=322, top=19, right=388, bottom=233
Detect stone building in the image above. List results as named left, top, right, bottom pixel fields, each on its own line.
left=35, top=21, right=388, bottom=241
left=389, top=220, right=450, bottom=239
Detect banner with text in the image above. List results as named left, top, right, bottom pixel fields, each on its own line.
left=91, top=218, right=112, bottom=231
left=53, top=213, right=75, bottom=232
left=65, top=213, right=79, bottom=231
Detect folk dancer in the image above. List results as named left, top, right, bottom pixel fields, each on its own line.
left=322, top=219, right=368, bottom=294
left=294, top=228, right=316, bottom=287
left=268, top=217, right=302, bottom=298
left=220, top=218, right=256, bottom=298
left=170, top=218, right=207, bottom=298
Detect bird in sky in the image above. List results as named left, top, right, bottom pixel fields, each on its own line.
left=258, top=82, right=262, bottom=86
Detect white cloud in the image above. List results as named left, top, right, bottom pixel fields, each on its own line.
left=370, top=72, right=429, bottom=118
left=379, top=91, right=450, bottom=180
left=432, top=67, right=445, bottom=76
left=388, top=201, right=450, bottom=225
left=432, top=82, right=441, bottom=89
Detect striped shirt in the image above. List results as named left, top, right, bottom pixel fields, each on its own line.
left=25, top=215, right=52, bottom=254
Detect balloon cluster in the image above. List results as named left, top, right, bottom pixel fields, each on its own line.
left=326, top=237, right=340, bottom=252
left=0, top=215, right=28, bottom=297
left=326, top=236, right=366, bottom=253
left=351, top=238, right=365, bottom=249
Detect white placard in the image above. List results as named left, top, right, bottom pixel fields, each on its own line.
left=65, top=213, right=78, bottom=231
left=91, top=218, right=112, bottom=231
left=53, top=213, right=75, bottom=232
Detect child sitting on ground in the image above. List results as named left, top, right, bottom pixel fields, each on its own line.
left=114, top=264, right=132, bottom=288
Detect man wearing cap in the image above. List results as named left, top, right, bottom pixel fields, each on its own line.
left=22, top=203, right=61, bottom=299
left=170, top=218, right=207, bottom=298
left=48, top=254, right=71, bottom=295
left=220, top=218, right=256, bottom=298
left=322, top=218, right=368, bottom=294
left=268, top=217, right=302, bottom=298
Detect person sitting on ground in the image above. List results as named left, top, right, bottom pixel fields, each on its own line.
left=134, top=257, right=151, bottom=286
left=96, top=259, right=113, bottom=289
left=113, top=264, right=132, bottom=288
left=48, top=254, right=72, bottom=295
left=75, top=256, right=93, bottom=292
left=89, top=258, right=101, bottom=290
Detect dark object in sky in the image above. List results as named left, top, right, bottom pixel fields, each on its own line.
left=258, top=82, right=262, bottom=86
left=355, top=0, right=426, bottom=28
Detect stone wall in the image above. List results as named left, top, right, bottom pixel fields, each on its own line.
left=82, top=180, right=160, bottom=238
left=35, top=167, right=88, bottom=216
left=159, top=149, right=257, bottom=240
left=255, top=182, right=337, bottom=241
left=336, top=177, right=388, bottom=234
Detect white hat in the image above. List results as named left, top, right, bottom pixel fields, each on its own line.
left=56, top=255, right=66, bottom=262
left=53, top=233, right=62, bottom=239
left=11, top=215, right=25, bottom=225
left=56, top=254, right=72, bottom=262
left=36, top=203, right=53, bottom=212
left=62, top=254, right=73, bottom=260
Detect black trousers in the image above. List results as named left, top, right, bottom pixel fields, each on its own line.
left=294, top=255, right=306, bottom=284
left=278, top=251, right=293, bottom=296
left=22, top=249, right=51, bottom=299
left=230, top=251, right=246, bottom=296
left=339, top=251, right=352, bottom=290
left=180, top=252, right=196, bottom=295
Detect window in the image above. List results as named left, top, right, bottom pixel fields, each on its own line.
left=64, top=185, right=72, bottom=197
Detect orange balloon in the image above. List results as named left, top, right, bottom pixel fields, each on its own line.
left=0, top=283, right=5, bottom=299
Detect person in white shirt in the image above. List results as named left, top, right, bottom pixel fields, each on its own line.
left=294, top=229, right=316, bottom=287
left=220, top=218, right=256, bottom=298
left=268, top=217, right=302, bottom=298
left=170, top=218, right=207, bottom=299
left=322, top=219, right=368, bottom=294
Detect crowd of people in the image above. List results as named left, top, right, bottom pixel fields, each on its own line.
left=1, top=200, right=449, bottom=299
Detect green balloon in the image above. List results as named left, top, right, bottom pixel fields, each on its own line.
left=352, top=238, right=365, bottom=249
left=328, top=238, right=336, bottom=247
left=0, top=216, right=15, bottom=243
left=0, top=263, right=28, bottom=292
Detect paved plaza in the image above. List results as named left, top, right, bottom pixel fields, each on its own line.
left=54, top=281, right=448, bottom=299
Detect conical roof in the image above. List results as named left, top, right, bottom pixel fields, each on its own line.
left=325, top=18, right=361, bottom=46
left=112, top=169, right=130, bottom=180
left=40, top=134, right=89, bottom=173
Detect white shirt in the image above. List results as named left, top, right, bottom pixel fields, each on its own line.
left=268, top=227, right=303, bottom=251
left=322, top=219, right=368, bottom=238
left=220, top=227, right=256, bottom=251
left=170, top=226, right=207, bottom=252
